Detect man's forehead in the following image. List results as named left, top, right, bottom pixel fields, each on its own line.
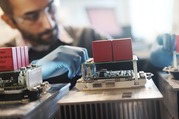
left=9, top=0, right=51, bottom=16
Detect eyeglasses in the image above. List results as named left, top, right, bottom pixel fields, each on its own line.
left=11, top=0, right=56, bottom=26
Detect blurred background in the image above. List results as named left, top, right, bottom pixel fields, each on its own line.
left=0, top=0, right=178, bottom=58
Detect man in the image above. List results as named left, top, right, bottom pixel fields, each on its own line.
left=0, top=0, right=109, bottom=88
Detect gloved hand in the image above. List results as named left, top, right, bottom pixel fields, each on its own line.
left=150, top=33, right=176, bottom=68
left=32, top=45, right=89, bottom=79
left=156, top=33, right=176, bottom=52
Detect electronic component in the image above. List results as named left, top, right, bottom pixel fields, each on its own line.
left=0, top=64, right=51, bottom=104
left=76, top=56, right=153, bottom=91
left=76, top=39, right=153, bottom=90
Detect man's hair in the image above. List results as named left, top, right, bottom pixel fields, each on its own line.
left=0, top=0, right=13, bottom=15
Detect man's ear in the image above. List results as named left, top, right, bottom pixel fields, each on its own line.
left=1, top=14, right=17, bottom=29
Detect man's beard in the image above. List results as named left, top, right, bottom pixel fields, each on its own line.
left=19, top=24, right=59, bottom=46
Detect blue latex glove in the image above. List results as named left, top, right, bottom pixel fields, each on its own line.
left=150, top=33, right=176, bottom=68
left=32, top=45, right=89, bottom=79
left=157, top=33, right=176, bottom=52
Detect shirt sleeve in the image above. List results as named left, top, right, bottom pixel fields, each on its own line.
left=64, top=26, right=111, bottom=57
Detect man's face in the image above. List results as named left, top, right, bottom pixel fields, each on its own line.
left=9, top=0, right=59, bottom=46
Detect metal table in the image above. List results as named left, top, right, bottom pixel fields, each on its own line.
left=58, top=79, right=163, bottom=119
left=0, top=83, right=70, bottom=119
left=158, top=72, right=179, bottom=119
